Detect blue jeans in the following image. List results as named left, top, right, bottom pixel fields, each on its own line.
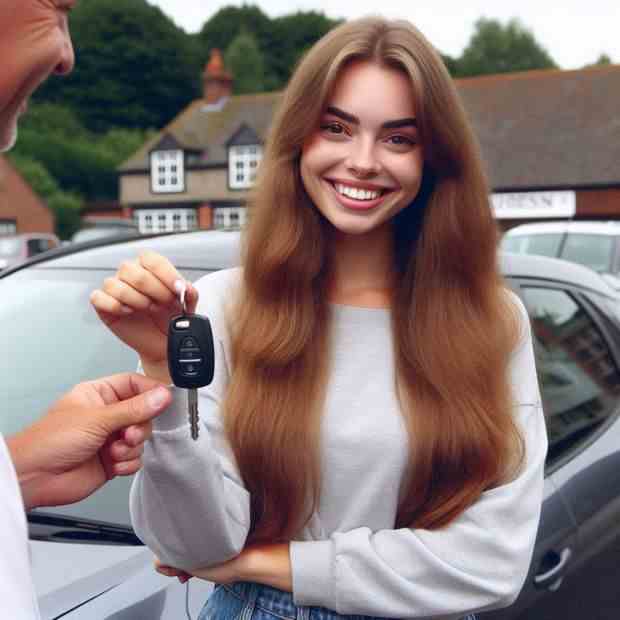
left=198, top=581, right=477, bottom=620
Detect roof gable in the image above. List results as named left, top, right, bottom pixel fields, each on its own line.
left=225, top=123, right=261, bottom=148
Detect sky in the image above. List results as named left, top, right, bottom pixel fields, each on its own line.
left=149, top=0, right=620, bottom=70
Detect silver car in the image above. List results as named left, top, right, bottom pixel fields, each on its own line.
left=1, top=231, right=620, bottom=619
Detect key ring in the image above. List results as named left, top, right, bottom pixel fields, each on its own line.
left=178, top=281, right=188, bottom=314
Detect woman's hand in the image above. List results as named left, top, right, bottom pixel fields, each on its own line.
left=154, top=543, right=293, bottom=592
left=90, top=251, right=198, bottom=382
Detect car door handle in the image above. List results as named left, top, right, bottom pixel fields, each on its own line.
left=534, top=547, right=572, bottom=591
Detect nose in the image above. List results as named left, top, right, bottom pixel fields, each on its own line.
left=345, top=137, right=379, bottom=177
left=54, top=25, right=75, bottom=76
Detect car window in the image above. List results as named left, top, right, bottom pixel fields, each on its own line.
left=0, top=266, right=210, bottom=526
left=521, top=286, right=620, bottom=470
left=501, top=233, right=563, bottom=257
left=560, top=233, right=614, bottom=272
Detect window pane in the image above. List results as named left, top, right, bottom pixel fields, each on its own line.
left=561, top=234, right=614, bottom=272
left=522, top=287, right=620, bottom=469
left=522, top=234, right=563, bottom=257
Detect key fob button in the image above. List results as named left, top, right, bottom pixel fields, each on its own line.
left=182, top=337, right=198, bottom=348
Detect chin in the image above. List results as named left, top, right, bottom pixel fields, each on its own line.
left=0, top=120, right=18, bottom=153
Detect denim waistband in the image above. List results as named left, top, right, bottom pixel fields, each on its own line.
left=220, top=581, right=477, bottom=620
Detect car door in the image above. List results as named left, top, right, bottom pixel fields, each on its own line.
left=495, top=281, right=620, bottom=620
left=481, top=279, right=579, bottom=620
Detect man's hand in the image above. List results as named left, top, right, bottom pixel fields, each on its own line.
left=7, top=373, right=171, bottom=510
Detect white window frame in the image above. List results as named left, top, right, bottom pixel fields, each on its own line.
left=150, top=149, right=185, bottom=193
left=0, top=220, right=17, bottom=235
left=228, top=145, right=262, bottom=189
left=213, top=206, right=246, bottom=230
left=134, top=208, right=197, bottom=233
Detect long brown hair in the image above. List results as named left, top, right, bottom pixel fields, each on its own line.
left=222, top=16, right=523, bottom=545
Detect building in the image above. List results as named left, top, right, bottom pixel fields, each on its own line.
left=118, top=54, right=620, bottom=234
left=0, top=155, right=55, bottom=235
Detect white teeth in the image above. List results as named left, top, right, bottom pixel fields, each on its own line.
left=334, top=183, right=381, bottom=201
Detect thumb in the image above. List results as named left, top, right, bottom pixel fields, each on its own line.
left=98, top=386, right=172, bottom=432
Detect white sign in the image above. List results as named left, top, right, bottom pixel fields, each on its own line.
left=491, top=191, right=576, bottom=219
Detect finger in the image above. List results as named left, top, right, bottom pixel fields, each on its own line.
left=121, top=422, right=153, bottom=446
left=102, top=277, right=152, bottom=311
left=96, top=384, right=172, bottom=432
left=90, top=289, right=134, bottom=318
left=138, top=250, right=185, bottom=297
left=117, top=259, right=176, bottom=307
left=89, top=373, right=167, bottom=403
left=185, top=282, right=199, bottom=315
left=112, top=456, right=142, bottom=476
left=109, top=441, right=143, bottom=462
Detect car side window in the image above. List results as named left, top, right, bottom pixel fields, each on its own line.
left=560, top=233, right=614, bottom=272
left=521, top=286, right=620, bottom=470
left=501, top=233, right=563, bottom=257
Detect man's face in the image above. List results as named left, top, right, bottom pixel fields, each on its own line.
left=0, top=0, right=76, bottom=152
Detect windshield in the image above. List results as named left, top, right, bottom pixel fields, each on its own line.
left=0, top=265, right=208, bottom=528
left=560, top=234, right=614, bottom=272
left=0, top=238, right=20, bottom=256
left=0, top=268, right=141, bottom=525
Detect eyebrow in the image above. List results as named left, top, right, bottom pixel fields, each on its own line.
left=325, top=106, right=417, bottom=129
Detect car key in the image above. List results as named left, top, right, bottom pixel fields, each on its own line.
left=167, top=282, right=215, bottom=440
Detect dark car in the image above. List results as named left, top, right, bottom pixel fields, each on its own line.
left=1, top=231, right=619, bottom=618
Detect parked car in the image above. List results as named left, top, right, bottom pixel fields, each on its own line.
left=71, top=218, right=140, bottom=244
left=1, top=231, right=620, bottom=618
left=500, top=220, right=620, bottom=290
left=0, top=232, right=60, bottom=270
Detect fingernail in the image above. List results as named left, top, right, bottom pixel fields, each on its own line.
left=147, top=387, right=169, bottom=410
left=174, top=279, right=185, bottom=293
left=121, top=305, right=134, bottom=314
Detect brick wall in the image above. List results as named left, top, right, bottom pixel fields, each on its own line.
left=0, top=156, right=54, bottom=233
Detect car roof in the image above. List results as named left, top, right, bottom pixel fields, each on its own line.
left=500, top=251, right=620, bottom=297
left=504, top=220, right=620, bottom=236
left=0, top=230, right=242, bottom=275
left=3, top=229, right=616, bottom=299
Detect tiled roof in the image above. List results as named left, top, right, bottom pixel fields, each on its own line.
left=119, top=92, right=281, bottom=172
left=456, top=65, right=620, bottom=189
left=120, top=65, right=620, bottom=190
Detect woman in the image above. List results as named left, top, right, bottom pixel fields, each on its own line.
left=90, top=16, right=547, bottom=620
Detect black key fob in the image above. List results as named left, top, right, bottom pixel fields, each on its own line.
left=167, top=313, right=215, bottom=389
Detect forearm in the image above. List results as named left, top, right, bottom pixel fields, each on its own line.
left=6, top=431, right=44, bottom=509
left=242, top=543, right=293, bottom=592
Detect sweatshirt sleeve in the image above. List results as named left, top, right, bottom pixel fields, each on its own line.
left=289, top=293, right=548, bottom=618
left=129, top=269, right=251, bottom=571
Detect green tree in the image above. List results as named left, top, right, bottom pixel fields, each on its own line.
left=457, top=18, right=557, bottom=77
left=225, top=30, right=266, bottom=94
left=8, top=154, right=83, bottom=239
left=585, top=53, right=612, bottom=67
left=268, top=11, right=341, bottom=88
left=36, top=0, right=200, bottom=132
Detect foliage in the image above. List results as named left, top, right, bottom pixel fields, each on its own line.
left=585, top=53, right=612, bottom=68
left=456, top=18, right=557, bottom=77
left=225, top=30, right=266, bottom=95
left=36, top=0, right=200, bottom=133
left=8, top=153, right=83, bottom=239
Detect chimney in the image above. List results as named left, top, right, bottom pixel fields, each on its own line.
left=203, top=49, right=233, bottom=105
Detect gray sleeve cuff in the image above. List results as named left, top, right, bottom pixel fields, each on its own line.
left=290, top=539, right=336, bottom=608
left=152, top=385, right=191, bottom=432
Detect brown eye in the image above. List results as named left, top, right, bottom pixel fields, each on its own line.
left=320, top=122, right=346, bottom=135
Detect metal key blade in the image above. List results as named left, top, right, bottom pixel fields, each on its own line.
left=188, top=389, right=199, bottom=440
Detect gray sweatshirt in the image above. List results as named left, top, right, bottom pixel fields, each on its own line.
left=130, top=267, right=547, bottom=619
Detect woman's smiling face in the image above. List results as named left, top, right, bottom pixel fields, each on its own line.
left=300, top=60, right=424, bottom=237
